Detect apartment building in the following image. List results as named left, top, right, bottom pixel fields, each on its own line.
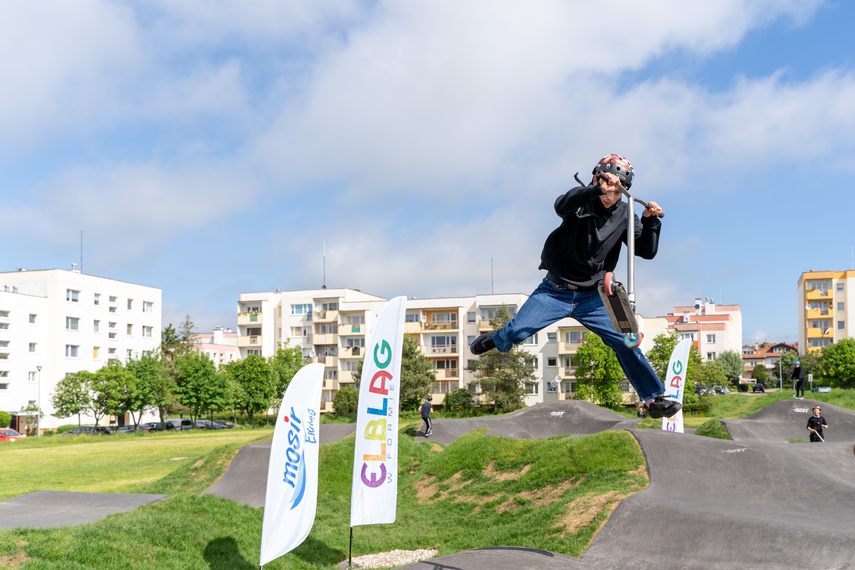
left=664, top=298, right=743, bottom=361
left=0, top=267, right=162, bottom=432
left=798, top=270, right=855, bottom=354
left=192, top=326, right=239, bottom=368
left=742, top=342, right=798, bottom=377
left=237, top=288, right=669, bottom=412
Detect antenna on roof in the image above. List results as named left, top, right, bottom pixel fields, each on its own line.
left=322, top=241, right=327, bottom=289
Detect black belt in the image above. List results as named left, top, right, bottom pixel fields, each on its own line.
left=545, top=272, right=596, bottom=291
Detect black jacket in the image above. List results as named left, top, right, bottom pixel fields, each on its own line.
left=539, top=183, right=661, bottom=288
left=791, top=366, right=805, bottom=382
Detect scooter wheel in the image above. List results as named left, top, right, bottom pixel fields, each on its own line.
left=623, top=332, right=643, bottom=349
left=604, top=272, right=616, bottom=297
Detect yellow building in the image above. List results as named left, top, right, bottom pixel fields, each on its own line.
left=797, top=270, right=855, bottom=354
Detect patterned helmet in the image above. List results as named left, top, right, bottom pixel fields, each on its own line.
left=813, top=405, right=821, bottom=411
left=593, top=154, right=634, bottom=188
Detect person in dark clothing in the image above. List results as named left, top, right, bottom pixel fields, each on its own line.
left=792, top=360, right=805, bottom=399
left=420, top=396, right=433, bottom=437
left=469, top=154, right=680, bottom=419
left=807, top=405, right=828, bottom=442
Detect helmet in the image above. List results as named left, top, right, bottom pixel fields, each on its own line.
left=427, top=396, right=432, bottom=401
left=795, top=361, right=800, bottom=366
left=813, top=405, right=821, bottom=411
left=593, top=154, right=634, bottom=188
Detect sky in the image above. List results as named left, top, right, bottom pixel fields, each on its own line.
left=2, top=0, right=855, bottom=345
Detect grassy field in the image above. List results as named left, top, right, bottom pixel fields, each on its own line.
left=3, top=391, right=855, bottom=569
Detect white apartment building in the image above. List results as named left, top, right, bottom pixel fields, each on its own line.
left=0, top=268, right=162, bottom=432
left=237, top=288, right=670, bottom=412
left=665, top=298, right=743, bottom=362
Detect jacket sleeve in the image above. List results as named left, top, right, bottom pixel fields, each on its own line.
left=554, top=184, right=604, bottom=217
left=631, top=215, right=661, bottom=259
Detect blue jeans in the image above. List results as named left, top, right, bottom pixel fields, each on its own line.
left=492, top=277, right=665, bottom=402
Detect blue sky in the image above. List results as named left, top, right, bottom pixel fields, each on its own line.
left=2, top=0, right=854, bottom=344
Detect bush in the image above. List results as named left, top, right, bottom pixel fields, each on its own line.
left=696, top=419, right=731, bottom=440
left=444, top=388, right=474, bottom=412
left=0, top=411, right=10, bottom=428
left=737, top=383, right=748, bottom=392
left=682, top=399, right=713, bottom=416
left=333, top=386, right=359, bottom=416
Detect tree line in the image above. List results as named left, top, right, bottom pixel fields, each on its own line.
left=51, top=316, right=306, bottom=429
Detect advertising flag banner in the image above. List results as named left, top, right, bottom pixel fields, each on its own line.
left=662, top=339, right=692, bottom=433
left=260, top=362, right=324, bottom=567
left=350, top=296, right=407, bottom=527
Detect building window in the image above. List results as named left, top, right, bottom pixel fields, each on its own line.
left=143, top=326, right=152, bottom=337
left=66, top=345, right=79, bottom=358
left=29, top=343, right=36, bottom=352
left=547, top=332, right=557, bottom=342
left=0, top=341, right=7, bottom=348
left=66, top=289, right=80, bottom=302
left=525, top=383, right=539, bottom=395
left=839, top=302, right=845, bottom=311
left=565, top=331, right=586, bottom=343
left=108, top=347, right=117, bottom=355
left=0, top=353, right=8, bottom=360
left=127, top=324, right=133, bottom=335
left=838, top=321, right=845, bottom=330
left=547, top=357, right=557, bottom=367
left=143, top=301, right=153, bottom=313
left=837, top=283, right=844, bottom=292
left=247, top=349, right=261, bottom=356
left=94, top=293, right=101, bottom=305
left=707, top=352, right=717, bottom=361
left=29, top=314, right=36, bottom=323
left=109, top=306, right=117, bottom=313
left=290, top=304, right=312, bottom=315
left=706, top=334, right=716, bottom=343
left=0, top=323, right=8, bottom=330
left=93, top=346, right=99, bottom=358
left=467, top=312, right=476, bottom=323
left=109, top=296, right=117, bottom=303
left=0, top=311, right=8, bottom=318
left=523, top=334, right=538, bottom=345
left=28, top=371, right=36, bottom=382
left=322, top=302, right=338, bottom=311
left=66, top=317, right=80, bottom=330
left=94, top=320, right=100, bottom=332
left=0, top=371, right=7, bottom=378
left=0, top=383, right=7, bottom=390
left=127, top=349, right=133, bottom=360
left=109, top=332, right=117, bottom=339
left=127, top=299, right=134, bottom=310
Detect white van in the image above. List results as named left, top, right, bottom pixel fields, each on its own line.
left=164, top=418, right=194, bottom=431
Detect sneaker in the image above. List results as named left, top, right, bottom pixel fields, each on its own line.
left=470, top=332, right=496, bottom=355
left=644, top=396, right=682, bottom=419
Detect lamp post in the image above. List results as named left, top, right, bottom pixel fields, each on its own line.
left=36, top=366, right=42, bottom=437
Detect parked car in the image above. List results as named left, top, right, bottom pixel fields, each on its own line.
left=712, top=385, right=730, bottom=395
left=116, top=425, right=137, bottom=434
left=752, top=382, right=766, bottom=393
left=62, top=425, right=113, bottom=435
left=0, top=428, right=26, bottom=442
left=212, top=420, right=234, bottom=429
left=195, top=420, right=212, bottom=429
left=139, top=422, right=164, bottom=432
left=164, top=418, right=193, bottom=431
left=812, top=386, right=832, bottom=393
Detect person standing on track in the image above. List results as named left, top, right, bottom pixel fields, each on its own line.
left=807, top=405, right=828, bottom=442
left=420, top=396, right=433, bottom=437
left=792, top=360, right=805, bottom=399
left=468, top=154, right=680, bottom=419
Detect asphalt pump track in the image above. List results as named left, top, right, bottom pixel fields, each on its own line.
left=4, top=399, right=855, bottom=569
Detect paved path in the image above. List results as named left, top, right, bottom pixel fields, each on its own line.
left=0, top=490, right=168, bottom=530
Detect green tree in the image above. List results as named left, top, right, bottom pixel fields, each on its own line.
left=644, top=331, right=700, bottom=404
left=126, top=353, right=172, bottom=426
left=223, top=355, right=275, bottom=424
left=751, top=364, right=769, bottom=385
left=51, top=372, right=91, bottom=426
left=696, top=361, right=727, bottom=387
left=0, top=410, right=10, bottom=428
left=175, top=351, right=225, bottom=422
left=466, top=305, right=534, bottom=412
left=817, top=337, right=855, bottom=388
left=573, top=334, right=624, bottom=409
left=269, top=340, right=308, bottom=400
left=445, top=388, right=474, bottom=412
left=92, top=361, right=141, bottom=427
left=711, top=350, right=744, bottom=383
left=400, top=335, right=436, bottom=411
left=333, top=386, right=359, bottom=416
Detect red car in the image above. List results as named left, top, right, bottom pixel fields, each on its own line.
left=0, top=428, right=27, bottom=442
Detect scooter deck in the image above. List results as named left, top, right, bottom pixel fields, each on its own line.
left=598, top=280, right=638, bottom=334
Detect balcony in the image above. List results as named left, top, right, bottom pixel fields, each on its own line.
left=342, top=324, right=363, bottom=334
left=424, top=320, right=458, bottom=332
left=340, top=346, right=362, bottom=358
left=426, top=345, right=458, bottom=356
left=315, top=310, right=339, bottom=323
left=313, top=333, right=338, bottom=345
left=314, top=355, right=338, bottom=367
left=404, top=322, right=422, bottom=334
left=558, top=340, right=584, bottom=355
left=806, top=289, right=831, bottom=301
left=805, top=308, right=830, bottom=318
left=339, top=370, right=355, bottom=384
left=237, top=335, right=262, bottom=348
left=434, top=368, right=459, bottom=379
left=322, top=377, right=338, bottom=391
left=429, top=379, right=460, bottom=394
left=478, top=320, right=493, bottom=332
left=807, top=327, right=834, bottom=339
left=237, top=312, right=262, bottom=326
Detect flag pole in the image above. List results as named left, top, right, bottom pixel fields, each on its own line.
left=348, top=526, right=353, bottom=568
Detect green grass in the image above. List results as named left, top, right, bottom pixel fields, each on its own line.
left=0, top=427, right=646, bottom=569
left=0, top=429, right=271, bottom=501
